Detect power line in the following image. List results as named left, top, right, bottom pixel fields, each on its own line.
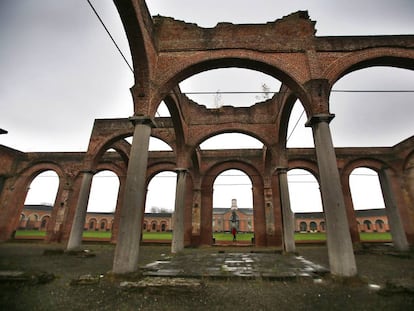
left=86, top=0, right=134, bottom=73
left=182, top=90, right=414, bottom=95
left=286, top=109, right=305, bottom=142
left=332, top=89, right=414, bottom=93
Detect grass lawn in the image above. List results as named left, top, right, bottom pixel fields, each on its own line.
left=14, top=230, right=392, bottom=242
left=360, top=232, right=391, bottom=241
left=142, top=232, right=172, bottom=240
left=295, top=232, right=326, bottom=241
left=15, top=230, right=46, bottom=237
left=213, top=232, right=253, bottom=241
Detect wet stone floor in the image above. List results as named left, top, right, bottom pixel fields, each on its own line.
left=141, top=251, right=329, bottom=280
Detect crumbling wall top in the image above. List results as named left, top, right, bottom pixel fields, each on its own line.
left=152, top=11, right=316, bottom=52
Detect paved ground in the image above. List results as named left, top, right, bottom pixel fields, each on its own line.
left=142, top=250, right=328, bottom=280
left=0, top=242, right=413, bottom=310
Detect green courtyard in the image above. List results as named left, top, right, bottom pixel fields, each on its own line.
left=15, top=230, right=392, bottom=242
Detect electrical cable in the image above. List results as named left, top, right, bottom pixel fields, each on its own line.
left=286, top=109, right=305, bottom=142
left=86, top=0, right=134, bottom=73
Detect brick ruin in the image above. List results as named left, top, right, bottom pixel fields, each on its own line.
left=0, top=1, right=413, bottom=276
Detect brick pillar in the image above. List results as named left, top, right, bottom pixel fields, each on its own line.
left=200, top=186, right=213, bottom=245
left=306, top=114, right=357, bottom=277
left=46, top=182, right=72, bottom=243
left=112, top=116, right=155, bottom=274
left=252, top=185, right=266, bottom=246
left=379, top=168, right=409, bottom=251
left=341, top=174, right=360, bottom=244
left=66, top=170, right=94, bottom=250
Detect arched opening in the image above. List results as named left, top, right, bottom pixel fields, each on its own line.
left=40, top=216, right=49, bottom=231
left=126, top=136, right=173, bottom=151
left=87, top=170, right=120, bottom=213
left=24, top=170, right=59, bottom=206
left=100, top=219, right=108, bottom=231
left=363, top=220, right=372, bottom=232
left=287, top=169, right=324, bottom=241
left=86, top=170, right=120, bottom=239
left=320, top=221, right=326, bottom=232
left=349, top=167, right=389, bottom=240
left=200, top=133, right=263, bottom=150
left=299, top=222, right=307, bottom=232
left=331, top=67, right=414, bottom=147
left=375, top=219, right=385, bottom=232
left=155, top=100, right=171, bottom=117
left=88, top=219, right=97, bottom=231
left=179, top=68, right=281, bottom=108
left=286, top=100, right=314, bottom=148
left=19, top=170, right=59, bottom=238
left=212, top=169, right=253, bottom=243
left=146, top=171, right=176, bottom=213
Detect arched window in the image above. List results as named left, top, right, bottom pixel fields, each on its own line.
left=151, top=222, right=157, bottom=231
left=363, top=220, right=372, bottom=231
left=161, top=223, right=166, bottom=232
left=300, top=222, right=307, bottom=232
left=320, top=221, right=325, bottom=231
left=89, top=219, right=96, bottom=230
left=40, top=217, right=49, bottom=230
left=310, top=221, right=317, bottom=232
left=100, top=221, right=106, bottom=230
left=375, top=219, right=385, bottom=231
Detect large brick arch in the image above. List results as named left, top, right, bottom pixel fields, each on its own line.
left=342, top=158, right=389, bottom=177
left=200, top=160, right=267, bottom=246
left=324, top=48, right=414, bottom=87
left=88, top=129, right=176, bottom=170
left=194, top=129, right=267, bottom=152
left=151, top=55, right=311, bottom=115
left=3, top=163, right=64, bottom=239
left=277, top=87, right=307, bottom=148
left=161, top=93, right=186, bottom=150
left=146, top=162, right=177, bottom=185
left=288, top=159, right=320, bottom=180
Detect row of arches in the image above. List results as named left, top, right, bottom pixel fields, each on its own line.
left=1, top=6, right=413, bottom=277
left=23, top=166, right=387, bottom=217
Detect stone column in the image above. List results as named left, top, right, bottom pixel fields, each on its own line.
left=341, top=178, right=360, bottom=244
left=378, top=168, right=409, bottom=251
left=171, top=169, right=187, bottom=253
left=110, top=175, right=126, bottom=244
left=66, top=170, right=94, bottom=250
left=112, top=116, right=155, bottom=274
left=306, top=114, right=357, bottom=277
left=276, top=167, right=296, bottom=253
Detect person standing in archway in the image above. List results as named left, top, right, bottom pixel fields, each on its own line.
left=232, top=226, right=237, bottom=242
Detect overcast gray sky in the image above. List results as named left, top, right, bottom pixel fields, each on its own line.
left=1, top=0, right=413, bottom=213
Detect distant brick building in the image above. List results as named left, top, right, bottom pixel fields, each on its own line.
left=20, top=204, right=387, bottom=234
left=295, top=209, right=389, bottom=233
left=19, top=205, right=173, bottom=233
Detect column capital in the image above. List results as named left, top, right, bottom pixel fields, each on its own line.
left=305, top=113, right=335, bottom=127
left=80, top=169, right=95, bottom=175
left=129, top=115, right=157, bottom=128
left=174, top=168, right=189, bottom=173
left=275, top=167, right=288, bottom=174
